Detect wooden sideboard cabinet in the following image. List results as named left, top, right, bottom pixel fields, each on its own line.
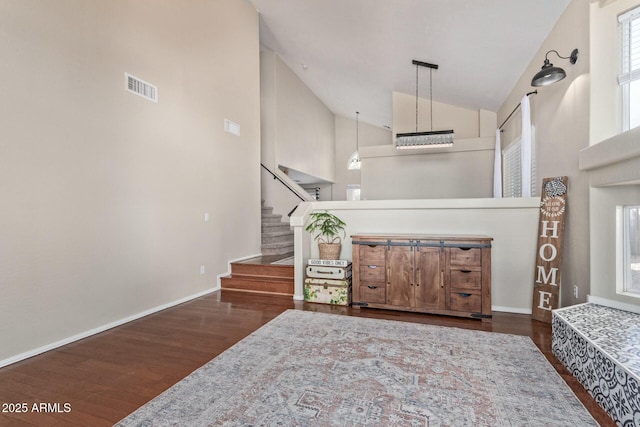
left=352, top=234, right=492, bottom=320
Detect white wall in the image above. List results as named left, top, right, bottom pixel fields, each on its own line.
left=590, top=186, right=640, bottom=304
left=497, top=0, right=590, bottom=308
left=0, top=0, right=261, bottom=366
left=260, top=50, right=335, bottom=183
left=291, top=199, right=541, bottom=313
left=586, top=0, right=640, bottom=310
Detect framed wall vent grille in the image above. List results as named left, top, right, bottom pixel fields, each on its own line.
left=125, top=73, right=158, bottom=103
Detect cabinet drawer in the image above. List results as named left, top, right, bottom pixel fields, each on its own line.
left=450, top=247, right=481, bottom=266
left=359, top=244, right=386, bottom=263
left=449, top=292, right=481, bottom=312
left=359, top=284, right=386, bottom=304
left=360, top=264, right=386, bottom=282
left=450, top=270, right=481, bottom=290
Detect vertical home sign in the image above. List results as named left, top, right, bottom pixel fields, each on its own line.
left=532, top=176, right=568, bottom=323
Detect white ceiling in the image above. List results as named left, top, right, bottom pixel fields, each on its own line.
left=249, top=0, right=571, bottom=129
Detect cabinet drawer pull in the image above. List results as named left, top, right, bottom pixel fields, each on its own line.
left=460, top=269, right=473, bottom=273
left=459, top=293, right=472, bottom=297
left=367, top=244, right=377, bottom=248
left=367, top=285, right=378, bottom=289
left=367, top=265, right=378, bottom=269
left=459, top=247, right=472, bottom=251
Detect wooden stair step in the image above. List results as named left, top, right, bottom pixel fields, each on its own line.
left=220, top=274, right=293, bottom=295
left=229, top=262, right=293, bottom=279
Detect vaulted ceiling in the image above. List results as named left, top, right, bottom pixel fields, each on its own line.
left=249, top=0, right=571, bottom=128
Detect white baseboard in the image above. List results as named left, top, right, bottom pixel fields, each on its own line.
left=492, top=305, right=532, bottom=315
left=587, top=295, right=640, bottom=315
left=0, top=286, right=219, bottom=369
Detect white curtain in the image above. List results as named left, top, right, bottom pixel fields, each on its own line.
left=493, top=129, right=502, bottom=198
left=520, top=94, right=532, bottom=197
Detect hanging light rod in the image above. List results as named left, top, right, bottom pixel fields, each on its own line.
left=396, top=60, right=454, bottom=149
left=412, top=60, right=438, bottom=70
left=347, top=111, right=361, bottom=170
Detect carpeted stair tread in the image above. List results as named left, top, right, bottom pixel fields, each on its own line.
left=260, top=202, right=295, bottom=256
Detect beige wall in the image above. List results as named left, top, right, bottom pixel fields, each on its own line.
left=392, top=91, right=480, bottom=139
left=0, top=0, right=261, bottom=365
left=260, top=50, right=335, bottom=183
left=497, top=0, right=590, bottom=308
left=357, top=92, right=497, bottom=200
left=333, top=114, right=391, bottom=201
left=360, top=139, right=495, bottom=200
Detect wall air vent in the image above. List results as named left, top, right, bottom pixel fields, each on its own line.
left=224, top=119, right=241, bottom=136
left=125, top=73, right=158, bottom=103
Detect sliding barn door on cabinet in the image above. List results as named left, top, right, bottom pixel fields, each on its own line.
left=387, top=244, right=414, bottom=307
left=415, top=246, right=445, bottom=311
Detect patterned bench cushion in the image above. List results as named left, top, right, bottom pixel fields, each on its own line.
left=553, top=303, right=640, bottom=425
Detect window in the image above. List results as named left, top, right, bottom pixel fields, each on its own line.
left=502, top=139, right=521, bottom=198
left=620, top=206, right=640, bottom=296
left=346, top=184, right=360, bottom=201
left=618, top=6, right=640, bottom=131
left=502, top=128, right=536, bottom=198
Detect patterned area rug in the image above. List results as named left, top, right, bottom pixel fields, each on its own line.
left=117, top=310, right=597, bottom=426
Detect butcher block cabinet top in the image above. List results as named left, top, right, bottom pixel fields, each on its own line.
left=352, top=234, right=492, bottom=321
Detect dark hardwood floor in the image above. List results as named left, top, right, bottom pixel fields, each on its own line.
left=0, top=291, right=614, bottom=426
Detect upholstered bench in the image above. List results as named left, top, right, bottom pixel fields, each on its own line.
left=552, top=303, right=640, bottom=426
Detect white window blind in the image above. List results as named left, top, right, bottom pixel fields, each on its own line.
left=503, top=140, right=521, bottom=198
left=502, top=129, right=536, bottom=198
left=618, top=6, right=640, bottom=130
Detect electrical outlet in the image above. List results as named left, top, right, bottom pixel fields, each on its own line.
left=200, top=265, right=205, bottom=275
left=573, top=285, right=578, bottom=299
left=204, top=212, right=210, bottom=222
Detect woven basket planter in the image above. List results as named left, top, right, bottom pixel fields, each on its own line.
left=318, top=237, right=342, bottom=260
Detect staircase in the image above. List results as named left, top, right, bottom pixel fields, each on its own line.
left=220, top=255, right=293, bottom=295
left=219, top=202, right=295, bottom=295
left=260, top=202, right=294, bottom=256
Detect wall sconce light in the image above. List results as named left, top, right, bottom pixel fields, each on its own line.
left=531, top=49, right=578, bottom=87
left=396, top=60, right=454, bottom=149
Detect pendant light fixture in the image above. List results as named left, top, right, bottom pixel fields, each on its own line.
left=531, top=49, right=578, bottom=87
left=396, top=60, right=454, bottom=149
left=347, top=111, right=361, bottom=170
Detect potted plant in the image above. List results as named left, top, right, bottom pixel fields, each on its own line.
left=305, top=211, right=347, bottom=260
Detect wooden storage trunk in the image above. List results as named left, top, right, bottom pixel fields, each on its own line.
left=304, top=278, right=352, bottom=305
left=306, top=264, right=352, bottom=280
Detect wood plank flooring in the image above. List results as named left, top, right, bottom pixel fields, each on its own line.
left=0, top=291, right=614, bottom=426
